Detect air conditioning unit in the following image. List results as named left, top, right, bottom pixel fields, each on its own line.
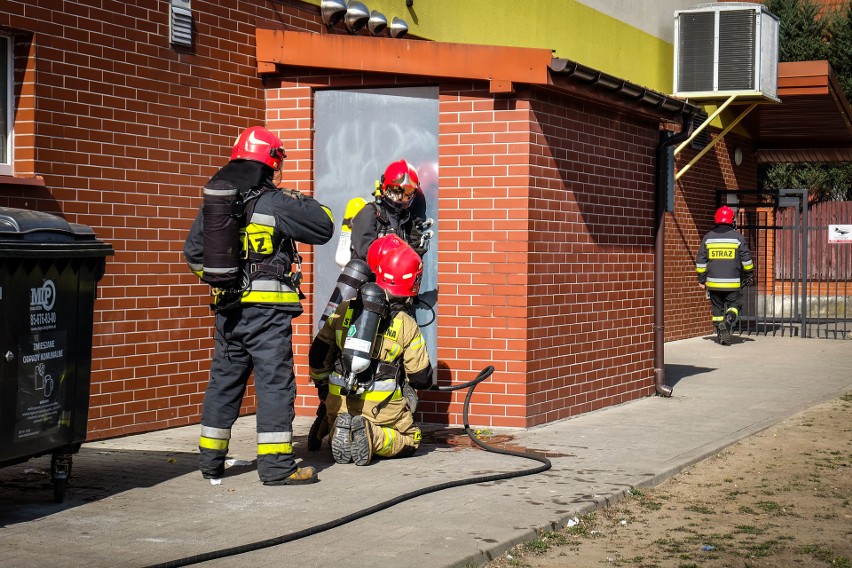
left=673, top=3, right=779, bottom=101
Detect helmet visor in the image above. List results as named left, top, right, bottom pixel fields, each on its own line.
left=384, top=183, right=417, bottom=208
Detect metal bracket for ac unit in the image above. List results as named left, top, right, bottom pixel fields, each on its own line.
left=673, top=94, right=758, bottom=180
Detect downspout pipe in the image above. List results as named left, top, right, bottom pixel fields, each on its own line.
left=653, top=110, right=696, bottom=397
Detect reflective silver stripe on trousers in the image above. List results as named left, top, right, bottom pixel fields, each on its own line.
left=257, top=431, right=293, bottom=444
left=201, top=426, right=231, bottom=439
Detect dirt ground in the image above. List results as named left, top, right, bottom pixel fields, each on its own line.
left=485, top=392, right=852, bottom=568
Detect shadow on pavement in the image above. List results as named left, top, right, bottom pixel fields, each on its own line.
left=0, top=446, right=198, bottom=527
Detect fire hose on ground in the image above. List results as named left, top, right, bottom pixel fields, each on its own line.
left=144, top=365, right=552, bottom=568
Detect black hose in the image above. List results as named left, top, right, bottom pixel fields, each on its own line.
left=143, top=366, right=551, bottom=568
left=413, top=296, right=436, bottom=327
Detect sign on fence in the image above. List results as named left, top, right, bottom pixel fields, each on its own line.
left=828, top=225, right=852, bottom=243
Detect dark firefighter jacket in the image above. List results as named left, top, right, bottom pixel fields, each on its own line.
left=696, top=224, right=754, bottom=290
left=349, top=201, right=426, bottom=261
left=184, top=162, right=334, bottom=311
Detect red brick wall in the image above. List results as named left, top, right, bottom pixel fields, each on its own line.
left=526, top=90, right=659, bottom=424
left=0, top=0, right=324, bottom=440
left=664, top=132, right=758, bottom=341
left=0, top=0, right=757, bottom=439
left=427, top=84, right=535, bottom=428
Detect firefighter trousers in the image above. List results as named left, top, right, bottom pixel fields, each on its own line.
left=708, top=289, right=742, bottom=324
left=324, top=394, right=421, bottom=458
left=199, top=305, right=300, bottom=482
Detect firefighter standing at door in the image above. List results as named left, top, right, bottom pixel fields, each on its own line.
left=696, top=205, right=754, bottom=346
left=184, top=126, right=334, bottom=485
left=308, top=238, right=433, bottom=465
left=346, top=159, right=432, bottom=263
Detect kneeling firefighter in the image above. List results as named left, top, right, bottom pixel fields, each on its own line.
left=308, top=237, right=433, bottom=465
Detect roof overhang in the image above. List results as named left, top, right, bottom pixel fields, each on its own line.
left=254, top=28, right=697, bottom=122
left=747, top=60, right=852, bottom=163
left=254, top=27, right=552, bottom=94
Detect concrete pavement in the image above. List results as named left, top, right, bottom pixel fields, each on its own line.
left=1, top=334, right=850, bottom=568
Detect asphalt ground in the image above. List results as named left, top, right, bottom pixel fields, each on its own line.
left=1, top=333, right=850, bottom=568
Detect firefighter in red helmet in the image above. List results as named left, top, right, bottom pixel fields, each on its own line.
left=348, top=159, right=433, bottom=262
left=308, top=239, right=432, bottom=465
left=696, top=206, right=754, bottom=345
left=184, top=126, right=334, bottom=485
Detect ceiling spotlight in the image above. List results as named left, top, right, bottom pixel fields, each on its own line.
left=367, top=11, right=388, bottom=36
left=344, top=1, right=370, bottom=34
left=320, top=0, right=347, bottom=28
left=389, top=16, right=408, bottom=39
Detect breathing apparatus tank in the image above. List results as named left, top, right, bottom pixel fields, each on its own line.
left=201, top=180, right=245, bottom=289
left=340, top=281, right=389, bottom=395
left=320, top=258, right=373, bottom=328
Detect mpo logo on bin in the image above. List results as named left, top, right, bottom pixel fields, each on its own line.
left=31, top=280, right=57, bottom=311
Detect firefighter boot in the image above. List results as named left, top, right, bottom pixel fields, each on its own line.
left=717, top=320, right=732, bottom=346
left=350, top=415, right=373, bottom=467
left=262, top=466, right=319, bottom=486
left=725, top=310, right=739, bottom=331
left=331, top=413, right=352, bottom=464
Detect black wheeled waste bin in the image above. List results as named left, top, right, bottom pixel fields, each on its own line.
left=0, top=207, right=113, bottom=502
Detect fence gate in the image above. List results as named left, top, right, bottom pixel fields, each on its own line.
left=720, top=189, right=852, bottom=339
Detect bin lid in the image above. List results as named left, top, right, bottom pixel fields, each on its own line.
left=0, top=207, right=114, bottom=258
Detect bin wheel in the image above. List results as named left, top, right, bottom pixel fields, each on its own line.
left=51, top=453, right=73, bottom=504
left=53, top=476, right=68, bottom=503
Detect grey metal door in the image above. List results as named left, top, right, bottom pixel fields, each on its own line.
left=313, top=86, right=440, bottom=366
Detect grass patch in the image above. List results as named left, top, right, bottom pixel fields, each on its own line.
left=519, top=531, right=569, bottom=555
left=685, top=504, right=715, bottom=515
left=797, top=544, right=851, bottom=566
left=756, top=501, right=783, bottom=514
left=735, top=525, right=765, bottom=535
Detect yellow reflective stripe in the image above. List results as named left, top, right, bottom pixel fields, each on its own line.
left=375, top=427, right=396, bottom=457
left=328, top=384, right=403, bottom=401
left=409, top=335, right=425, bottom=350
left=706, top=279, right=741, bottom=289
left=742, top=261, right=754, bottom=269
left=200, top=436, right=229, bottom=451
left=696, top=266, right=707, bottom=273
left=257, top=443, right=293, bottom=455
left=240, top=290, right=301, bottom=303
left=386, top=343, right=401, bottom=361
left=712, top=315, right=724, bottom=322
left=321, top=205, right=334, bottom=223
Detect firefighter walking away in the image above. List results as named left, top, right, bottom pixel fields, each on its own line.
left=696, top=205, right=754, bottom=346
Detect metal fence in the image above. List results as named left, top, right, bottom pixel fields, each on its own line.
left=721, top=189, right=851, bottom=339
